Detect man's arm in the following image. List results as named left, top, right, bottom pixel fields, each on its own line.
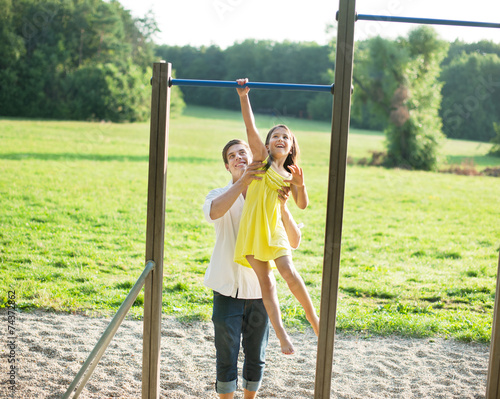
left=209, top=162, right=264, bottom=220
left=209, top=178, right=247, bottom=220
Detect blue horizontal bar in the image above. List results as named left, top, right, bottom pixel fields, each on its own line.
left=170, top=78, right=334, bottom=94
left=356, top=14, right=500, bottom=29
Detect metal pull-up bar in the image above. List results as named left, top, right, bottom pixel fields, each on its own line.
left=169, top=78, right=335, bottom=94
left=355, top=13, right=500, bottom=29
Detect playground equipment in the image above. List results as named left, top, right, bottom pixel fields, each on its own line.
left=170, top=78, right=335, bottom=93
left=63, top=1, right=500, bottom=398
left=355, top=13, right=500, bottom=28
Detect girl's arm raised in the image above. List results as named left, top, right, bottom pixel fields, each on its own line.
left=236, top=79, right=268, bottom=162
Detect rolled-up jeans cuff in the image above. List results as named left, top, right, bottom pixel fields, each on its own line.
left=216, top=379, right=237, bottom=394
left=243, top=377, right=262, bottom=392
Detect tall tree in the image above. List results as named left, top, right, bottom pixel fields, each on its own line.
left=353, top=27, right=448, bottom=170
left=489, top=122, right=500, bottom=157
left=384, top=26, right=449, bottom=170
left=157, top=40, right=331, bottom=118
left=0, top=0, right=176, bottom=122
left=441, top=39, right=500, bottom=68
left=0, top=0, right=25, bottom=69
left=440, top=52, right=500, bottom=142
left=351, top=37, right=405, bottom=131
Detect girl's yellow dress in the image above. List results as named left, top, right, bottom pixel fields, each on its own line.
left=234, top=161, right=292, bottom=268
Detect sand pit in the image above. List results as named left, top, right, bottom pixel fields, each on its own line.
left=0, top=310, right=489, bottom=398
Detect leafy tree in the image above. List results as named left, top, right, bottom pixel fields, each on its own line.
left=306, top=37, right=335, bottom=122
left=219, top=40, right=276, bottom=111
left=351, top=37, right=405, bottom=131
left=0, top=0, right=25, bottom=69
left=156, top=40, right=332, bottom=118
left=385, top=27, right=449, bottom=170
left=489, top=122, right=500, bottom=157
left=155, top=44, right=226, bottom=107
left=353, top=27, right=448, bottom=170
left=0, top=0, right=167, bottom=122
left=306, top=67, right=334, bottom=121
left=441, top=39, right=500, bottom=68
left=169, top=69, right=186, bottom=117
left=61, top=62, right=155, bottom=122
left=266, top=41, right=332, bottom=117
left=440, top=52, right=500, bottom=142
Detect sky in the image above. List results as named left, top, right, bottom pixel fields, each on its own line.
left=117, top=0, right=500, bottom=48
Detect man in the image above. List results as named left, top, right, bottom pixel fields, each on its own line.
left=203, top=139, right=301, bottom=399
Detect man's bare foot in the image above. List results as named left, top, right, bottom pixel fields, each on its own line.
left=279, top=335, right=295, bottom=355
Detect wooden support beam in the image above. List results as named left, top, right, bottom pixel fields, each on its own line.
left=486, top=251, right=500, bottom=399
left=142, top=61, right=171, bottom=399
left=314, top=0, right=356, bottom=398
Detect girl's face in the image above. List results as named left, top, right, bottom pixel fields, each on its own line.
left=266, top=127, right=293, bottom=158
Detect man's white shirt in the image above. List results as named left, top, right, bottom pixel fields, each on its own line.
left=203, top=180, right=272, bottom=299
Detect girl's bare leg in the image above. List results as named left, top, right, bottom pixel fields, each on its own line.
left=246, top=255, right=295, bottom=355
left=275, top=255, right=320, bottom=336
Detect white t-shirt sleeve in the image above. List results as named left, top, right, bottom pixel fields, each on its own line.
left=202, top=181, right=262, bottom=299
left=203, top=187, right=225, bottom=223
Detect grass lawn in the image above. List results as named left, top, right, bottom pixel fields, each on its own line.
left=1, top=106, right=499, bottom=342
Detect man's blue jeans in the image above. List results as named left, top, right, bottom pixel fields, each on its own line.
left=212, top=291, right=269, bottom=394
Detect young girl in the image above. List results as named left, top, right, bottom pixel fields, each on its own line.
left=233, top=78, right=319, bottom=355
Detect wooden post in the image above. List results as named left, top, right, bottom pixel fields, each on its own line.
left=486, top=251, right=500, bottom=399
left=314, top=0, right=356, bottom=398
left=142, top=61, right=171, bottom=399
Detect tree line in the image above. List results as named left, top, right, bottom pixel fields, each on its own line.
left=156, top=40, right=333, bottom=119
left=0, top=0, right=183, bottom=122
left=157, top=37, right=500, bottom=144
left=1, top=0, right=500, bottom=168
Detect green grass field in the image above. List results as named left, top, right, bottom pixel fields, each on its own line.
left=1, top=106, right=499, bottom=342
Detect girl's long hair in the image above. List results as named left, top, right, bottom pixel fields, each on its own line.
left=264, top=125, right=300, bottom=173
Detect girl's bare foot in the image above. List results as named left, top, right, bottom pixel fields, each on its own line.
left=279, top=334, right=295, bottom=355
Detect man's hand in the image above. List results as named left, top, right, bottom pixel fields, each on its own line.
left=278, top=186, right=302, bottom=249
left=239, top=161, right=265, bottom=186
left=277, top=186, right=291, bottom=207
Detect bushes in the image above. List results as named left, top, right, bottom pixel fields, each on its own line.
left=352, top=152, right=500, bottom=178
left=489, top=122, right=500, bottom=157
left=384, top=117, right=444, bottom=171
left=63, top=63, right=152, bottom=122
left=1, top=61, right=184, bottom=123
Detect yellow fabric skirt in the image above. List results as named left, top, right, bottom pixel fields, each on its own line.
left=234, top=164, right=292, bottom=268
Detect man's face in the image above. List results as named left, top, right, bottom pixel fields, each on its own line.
left=225, top=144, right=252, bottom=181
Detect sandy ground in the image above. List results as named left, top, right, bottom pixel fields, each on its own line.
left=0, top=310, right=490, bottom=398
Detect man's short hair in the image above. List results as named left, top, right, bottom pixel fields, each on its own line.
left=222, top=139, right=250, bottom=164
